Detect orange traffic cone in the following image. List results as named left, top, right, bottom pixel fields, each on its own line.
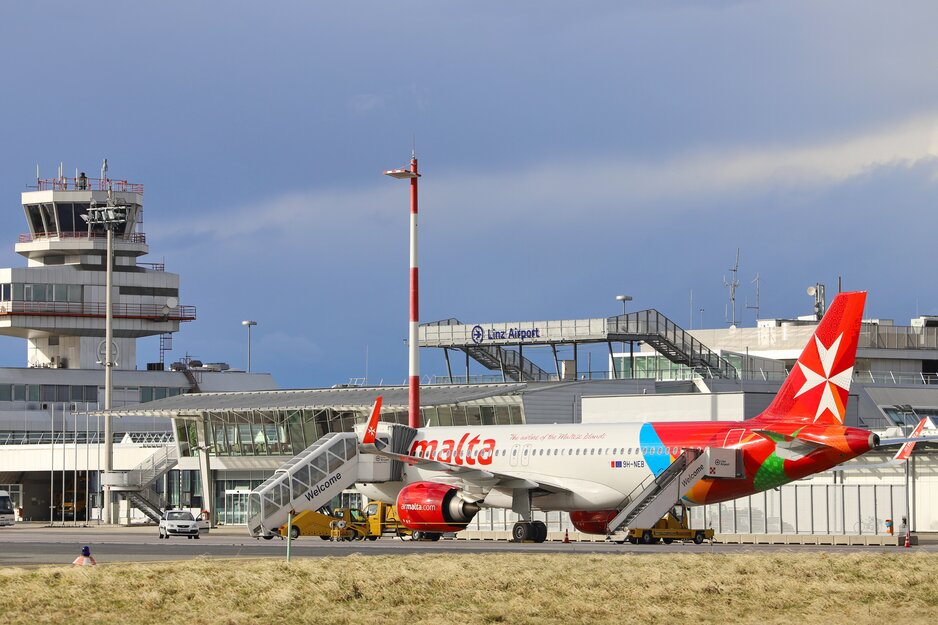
left=904, top=532, right=911, bottom=548
left=563, top=529, right=570, bottom=544
left=72, top=545, right=96, bottom=566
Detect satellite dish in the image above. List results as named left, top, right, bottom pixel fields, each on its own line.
left=806, top=286, right=817, bottom=297
left=166, top=297, right=179, bottom=308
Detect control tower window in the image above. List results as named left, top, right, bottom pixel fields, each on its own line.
left=26, top=205, right=44, bottom=235
left=55, top=202, right=76, bottom=233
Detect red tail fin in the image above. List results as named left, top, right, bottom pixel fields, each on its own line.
left=756, top=291, right=866, bottom=425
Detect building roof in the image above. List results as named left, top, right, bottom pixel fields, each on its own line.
left=93, top=383, right=528, bottom=418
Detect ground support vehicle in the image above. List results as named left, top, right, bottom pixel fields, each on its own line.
left=279, top=503, right=423, bottom=541
left=280, top=508, right=370, bottom=541
left=159, top=509, right=201, bottom=539
left=363, top=501, right=414, bottom=539
left=622, top=511, right=713, bottom=545
left=0, top=491, right=14, bottom=527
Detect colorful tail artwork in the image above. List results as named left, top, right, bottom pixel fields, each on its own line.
left=754, top=291, right=866, bottom=426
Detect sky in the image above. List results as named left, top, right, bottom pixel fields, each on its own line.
left=1, top=2, right=938, bottom=388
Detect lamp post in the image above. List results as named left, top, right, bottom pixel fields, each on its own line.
left=81, top=193, right=128, bottom=525
left=895, top=404, right=916, bottom=544
left=615, top=295, right=633, bottom=379
left=384, top=154, right=422, bottom=429
left=242, top=320, right=257, bottom=372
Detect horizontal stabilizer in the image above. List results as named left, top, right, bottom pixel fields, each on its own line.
left=752, top=429, right=826, bottom=461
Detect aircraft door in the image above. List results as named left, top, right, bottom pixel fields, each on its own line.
left=723, top=428, right=745, bottom=448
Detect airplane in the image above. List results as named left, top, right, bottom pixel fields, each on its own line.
left=356, top=291, right=933, bottom=542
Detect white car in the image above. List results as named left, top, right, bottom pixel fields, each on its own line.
left=159, top=510, right=201, bottom=539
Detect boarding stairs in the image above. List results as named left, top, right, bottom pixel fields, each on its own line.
left=608, top=310, right=737, bottom=379
left=606, top=446, right=741, bottom=536
left=424, top=318, right=551, bottom=382
left=247, top=432, right=361, bottom=537
left=101, top=446, right=179, bottom=522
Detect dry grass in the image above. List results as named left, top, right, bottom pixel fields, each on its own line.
left=1, top=552, right=937, bottom=624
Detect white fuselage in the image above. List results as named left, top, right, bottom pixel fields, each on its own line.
left=360, top=422, right=690, bottom=511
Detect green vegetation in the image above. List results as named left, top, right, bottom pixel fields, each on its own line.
left=2, top=552, right=937, bottom=624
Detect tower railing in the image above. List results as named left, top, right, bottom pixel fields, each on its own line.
left=19, top=232, right=147, bottom=244
left=30, top=177, right=143, bottom=194
left=0, top=301, right=196, bottom=321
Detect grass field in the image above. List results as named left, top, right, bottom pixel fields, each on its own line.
left=2, top=552, right=937, bottom=624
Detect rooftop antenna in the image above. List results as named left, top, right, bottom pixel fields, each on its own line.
left=745, top=273, right=761, bottom=323
left=723, top=248, right=740, bottom=328
left=101, top=158, right=108, bottom=183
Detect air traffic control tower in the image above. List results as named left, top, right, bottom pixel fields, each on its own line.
left=4, top=173, right=195, bottom=370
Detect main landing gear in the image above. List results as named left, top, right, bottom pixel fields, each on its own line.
left=511, top=520, right=548, bottom=543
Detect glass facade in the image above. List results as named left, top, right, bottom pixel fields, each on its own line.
left=1, top=283, right=82, bottom=303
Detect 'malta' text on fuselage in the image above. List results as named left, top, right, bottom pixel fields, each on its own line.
left=411, top=434, right=497, bottom=465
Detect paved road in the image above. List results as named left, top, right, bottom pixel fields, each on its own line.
left=1, top=524, right=933, bottom=566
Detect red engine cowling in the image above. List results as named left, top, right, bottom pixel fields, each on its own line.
left=569, top=510, right=618, bottom=535
left=396, top=481, right=480, bottom=533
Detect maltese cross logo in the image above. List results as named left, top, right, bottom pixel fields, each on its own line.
left=794, top=332, right=853, bottom=423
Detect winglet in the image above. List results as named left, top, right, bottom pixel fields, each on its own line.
left=361, top=396, right=383, bottom=446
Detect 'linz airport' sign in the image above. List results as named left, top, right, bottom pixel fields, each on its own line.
left=471, top=325, right=542, bottom=344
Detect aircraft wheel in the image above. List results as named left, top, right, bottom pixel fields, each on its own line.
left=531, top=521, right=548, bottom=543
left=290, top=526, right=300, bottom=540
left=511, top=522, right=530, bottom=543
left=693, top=531, right=705, bottom=545
left=640, top=530, right=654, bottom=544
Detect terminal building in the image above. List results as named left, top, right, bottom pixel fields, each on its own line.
left=0, top=171, right=935, bottom=540
left=0, top=170, right=275, bottom=522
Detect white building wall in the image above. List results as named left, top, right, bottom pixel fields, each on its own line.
left=582, top=393, right=745, bottom=423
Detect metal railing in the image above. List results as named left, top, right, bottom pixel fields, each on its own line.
left=103, top=446, right=178, bottom=490
left=30, top=177, right=144, bottom=194
left=0, top=431, right=173, bottom=445
left=18, top=231, right=147, bottom=244
left=0, top=300, right=195, bottom=321
left=608, top=310, right=737, bottom=379
left=860, top=324, right=938, bottom=351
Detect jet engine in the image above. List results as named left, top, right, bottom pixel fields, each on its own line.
left=569, top=510, right=618, bottom=535
left=395, top=482, right=480, bottom=533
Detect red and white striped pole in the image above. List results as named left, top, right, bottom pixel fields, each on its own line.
left=385, top=156, right=422, bottom=429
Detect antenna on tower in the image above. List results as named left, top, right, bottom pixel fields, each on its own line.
left=746, top=273, right=761, bottom=322
left=723, top=248, right=740, bottom=328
